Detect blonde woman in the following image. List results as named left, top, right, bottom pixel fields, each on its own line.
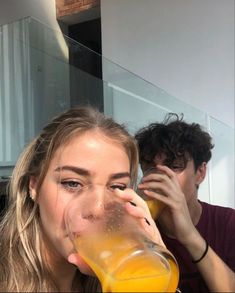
left=0, top=107, right=164, bottom=292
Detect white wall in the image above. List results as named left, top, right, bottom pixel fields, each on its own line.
left=103, top=84, right=234, bottom=208
left=101, top=0, right=234, bottom=128
left=1, top=0, right=233, bottom=127
left=0, top=0, right=59, bottom=30
left=101, top=0, right=234, bottom=208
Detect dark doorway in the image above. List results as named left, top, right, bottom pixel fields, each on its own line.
left=68, top=18, right=104, bottom=111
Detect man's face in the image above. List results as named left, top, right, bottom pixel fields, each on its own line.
left=141, top=153, right=206, bottom=203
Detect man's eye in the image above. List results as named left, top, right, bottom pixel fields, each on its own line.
left=110, top=184, right=126, bottom=191
left=170, top=165, right=184, bottom=173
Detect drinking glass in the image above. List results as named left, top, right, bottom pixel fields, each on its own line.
left=138, top=167, right=166, bottom=219
left=64, top=185, right=179, bottom=292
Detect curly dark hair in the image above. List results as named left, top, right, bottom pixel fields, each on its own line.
left=135, top=113, right=214, bottom=171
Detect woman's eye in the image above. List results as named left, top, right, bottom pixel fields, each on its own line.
left=110, top=184, right=126, bottom=191
left=61, top=180, right=83, bottom=192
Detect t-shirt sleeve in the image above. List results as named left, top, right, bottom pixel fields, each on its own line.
left=224, top=208, right=235, bottom=272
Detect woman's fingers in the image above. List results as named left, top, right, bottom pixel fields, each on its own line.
left=114, top=188, right=149, bottom=212
left=67, top=253, right=95, bottom=276
left=125, top=200, right=165, bottom=247
left=125, top=200, right=151, bottom=218
left=114, top=188, right=166, bottom=248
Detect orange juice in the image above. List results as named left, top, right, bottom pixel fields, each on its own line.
left=138, top=167, right=167, bottom=220
left=74, top=233, right=179, bottom=292
left=146, top=199, right=165, bottom=220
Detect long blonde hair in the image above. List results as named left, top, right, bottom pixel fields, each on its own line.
left=0, top=107, right=139, bottom=292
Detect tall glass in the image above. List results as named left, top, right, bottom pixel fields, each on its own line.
left=138, top=167, right=166, bottom=219
left=64, top=185, right=179, bottom=292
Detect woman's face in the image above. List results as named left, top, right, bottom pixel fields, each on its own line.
left=30, top=130, right=131, bottom=273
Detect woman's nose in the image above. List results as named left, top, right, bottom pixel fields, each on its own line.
left=81, top=185, right=110, bottom=220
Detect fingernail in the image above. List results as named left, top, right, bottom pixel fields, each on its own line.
left=145, top=218, right=151, bottom=226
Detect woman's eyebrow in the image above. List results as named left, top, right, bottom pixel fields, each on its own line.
left=54, top=165, right=90, bottom=176
left=54, top=166, right=130, bottom=180
left=110, top=172, right=131, bottom=180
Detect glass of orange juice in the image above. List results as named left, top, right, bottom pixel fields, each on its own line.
left=64, top=187, right=179, bottom=292
left=137, top=167, right=166, bottom=219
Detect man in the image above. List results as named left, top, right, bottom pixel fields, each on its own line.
left=135, top=113, right=235, bottom=292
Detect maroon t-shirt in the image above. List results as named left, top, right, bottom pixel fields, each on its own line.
left=159, top=201, right=235, bottom=292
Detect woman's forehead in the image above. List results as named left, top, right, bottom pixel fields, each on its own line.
left=50, top=130, right=130, bottom=167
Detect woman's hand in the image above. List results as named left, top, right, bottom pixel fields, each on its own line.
left=67, top=253, right=95, bottom=276
left=67, top=187, right=166, bottom=275
left=114, top=188, right=166, bottom=248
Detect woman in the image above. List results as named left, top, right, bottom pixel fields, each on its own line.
left=0, top=107, right=164, bottom=292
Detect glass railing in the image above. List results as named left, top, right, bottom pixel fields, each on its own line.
left=0, top=17, right=234, bottom=208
